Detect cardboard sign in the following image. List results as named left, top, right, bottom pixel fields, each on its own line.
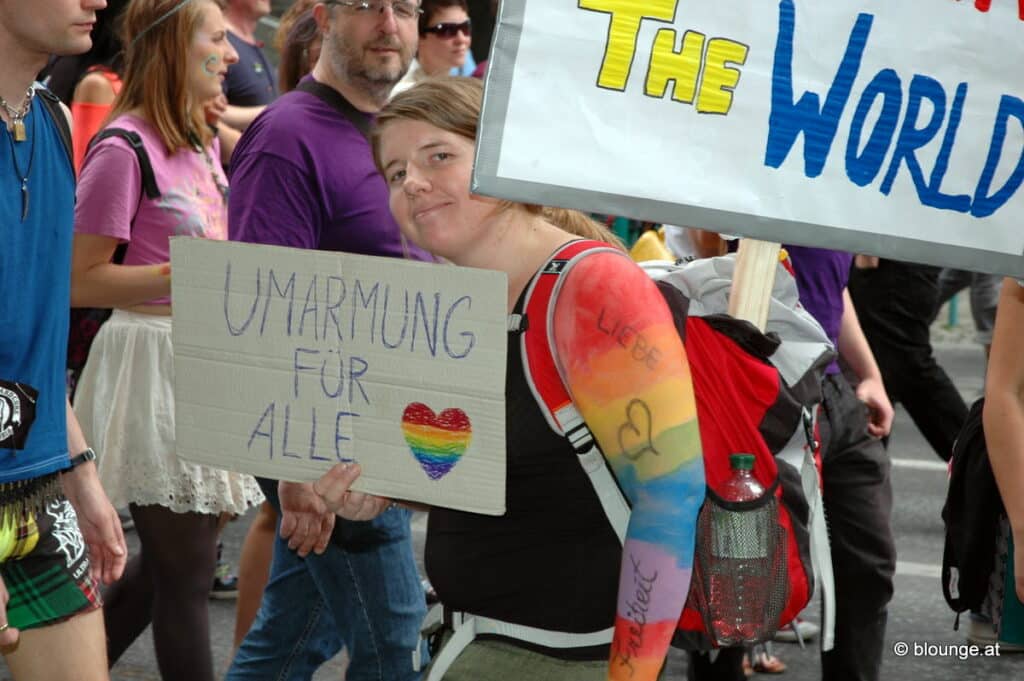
left=476, top=0, right=1024, bottom=276
left=170, top=239, right=508, bottom=515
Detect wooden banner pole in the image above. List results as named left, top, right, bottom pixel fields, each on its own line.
left=727, top=239, right=781, bottom=332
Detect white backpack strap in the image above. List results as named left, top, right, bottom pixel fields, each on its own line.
left=778, top=406, right=835, bottom=652
left=555, top=403, right=630, bottom=545
left=472, top=614, right=614, bottom=647
left=810, top=472, right=836, bottom=652
left=801, top=407, right=835, bottom=652
left=424, top=612, right=476, bottom=681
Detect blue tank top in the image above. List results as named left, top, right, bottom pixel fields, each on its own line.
left=0, top=95, right=75, bottom=482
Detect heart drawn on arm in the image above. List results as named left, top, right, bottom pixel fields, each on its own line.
left=401, top=403, right=472, bottom=480
left=618, top=399, right=660, bottom=462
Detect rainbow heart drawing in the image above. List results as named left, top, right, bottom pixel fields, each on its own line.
left=401, top=403, right=472, bottom=480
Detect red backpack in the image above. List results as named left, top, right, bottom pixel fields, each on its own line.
left=516, top=240, right=836, bottom=650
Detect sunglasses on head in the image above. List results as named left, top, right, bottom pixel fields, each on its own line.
left=421, top=19, right=471, bottom=38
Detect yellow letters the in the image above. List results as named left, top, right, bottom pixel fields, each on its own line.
left=696, top=38, right=749, bottom=114
left=578, top=0, right=677, bottom=91
left=645, top=29, right=705, bottom=104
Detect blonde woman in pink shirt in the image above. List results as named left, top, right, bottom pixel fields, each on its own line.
left=70, top=1, right=263, bottom=679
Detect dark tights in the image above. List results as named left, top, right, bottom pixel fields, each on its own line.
left=104, top=503, right=219, bottom=681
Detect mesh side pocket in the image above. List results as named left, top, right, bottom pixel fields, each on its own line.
left=687, top=492, right=789, bottom=646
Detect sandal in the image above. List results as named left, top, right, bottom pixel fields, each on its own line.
left=752, top=651, right=788, bottom=674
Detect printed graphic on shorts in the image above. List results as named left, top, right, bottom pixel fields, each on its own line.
left=45, top=500, right=86, bottom=570
left=0, top=380, right=38, bottom=450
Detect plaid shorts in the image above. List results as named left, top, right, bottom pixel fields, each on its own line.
left=0, top=497, right=102, bottom=630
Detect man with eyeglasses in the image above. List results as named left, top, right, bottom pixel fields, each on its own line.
left=225, top=1, right=431, bottom=679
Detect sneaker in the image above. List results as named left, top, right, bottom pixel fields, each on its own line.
left=774, top=618, right=820, bottom=644
left=966, top=617, right=1024, bottom=652
left=210, top=542, right=239, bottom=600
left=743, top=643, right=787, bottom=676
left=752, top=652, right=787, bottom=674
left=967, top=616, right=998, bottom=645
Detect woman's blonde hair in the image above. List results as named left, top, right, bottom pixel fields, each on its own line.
left=372, top=77, right=624, bottom=249
left=110, top=0, right=220, bottom=153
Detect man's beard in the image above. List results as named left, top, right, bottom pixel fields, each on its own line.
left=326, top=31, right=411, bottom=104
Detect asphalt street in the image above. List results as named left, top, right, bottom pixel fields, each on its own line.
left=4, top=314, right=1019, bottom=680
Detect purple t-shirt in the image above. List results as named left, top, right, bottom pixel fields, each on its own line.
left=228, top=80, right=431, bottom=262
left=784, top=245, right=852, bottom=374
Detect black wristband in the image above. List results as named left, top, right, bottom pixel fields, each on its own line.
left=69, top=447, right=97, bottom=468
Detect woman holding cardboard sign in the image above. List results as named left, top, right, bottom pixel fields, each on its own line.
left=70, top=1, right=263, bottom=678
left=310, top=76, right=706, bottom=681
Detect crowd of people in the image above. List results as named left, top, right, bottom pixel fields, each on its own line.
left=1, top=1, right=1022, bottom=680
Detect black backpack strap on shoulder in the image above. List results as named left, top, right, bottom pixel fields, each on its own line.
left=35, top=87, right=74, bottom=175
left=90, top=128, right=161, bottom=200
left=295, top=79, right=371, bottom=140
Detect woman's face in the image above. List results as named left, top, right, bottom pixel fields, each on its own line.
left=187, top=2, right=238, bottom=103
left=417, top=6, right=471, bottom=76
left=378, top=118, right=497, bottom=264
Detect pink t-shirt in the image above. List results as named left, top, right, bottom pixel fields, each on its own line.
left=75, top=114, right=228, bottom=305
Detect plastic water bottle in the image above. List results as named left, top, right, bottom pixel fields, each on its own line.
left=708, top=453, right=772, bottom=644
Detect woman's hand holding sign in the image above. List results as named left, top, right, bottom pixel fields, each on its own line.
left=312, top=464, right=394, bottom=522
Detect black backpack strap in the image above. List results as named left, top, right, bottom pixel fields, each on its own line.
left=295, top=79, right=370, bottom=140
left=90, top=128, right=162, bottom=199
left=35, top=86, right=74, bottom=175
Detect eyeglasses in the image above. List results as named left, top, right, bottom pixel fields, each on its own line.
left=326, top=0, right=423, bottom=20
left=421, top=19, right=471, bottom=38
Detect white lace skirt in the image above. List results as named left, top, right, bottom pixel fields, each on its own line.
left=73, top=310, right=264, bottom=515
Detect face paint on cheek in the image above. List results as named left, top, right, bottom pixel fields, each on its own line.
left=203, top=54, right=220, bottom=76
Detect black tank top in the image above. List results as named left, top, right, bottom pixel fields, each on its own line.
left=424, top=288, right=621, bottom=643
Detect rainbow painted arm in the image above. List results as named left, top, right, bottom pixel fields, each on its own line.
left=551, top=251, right=705, bottom=681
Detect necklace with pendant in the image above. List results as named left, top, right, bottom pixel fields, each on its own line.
left=193, top=136, right=229, bottom=203
left=0, top=88, right=35, bottom=143
left=6, top=108, right=35, bottom=221
left=203, top=148, right=229, bottom=202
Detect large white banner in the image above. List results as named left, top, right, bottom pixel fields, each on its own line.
left=171, top=239, right=508, bottom=515
left=476, top=0, right=1024, bottom=275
